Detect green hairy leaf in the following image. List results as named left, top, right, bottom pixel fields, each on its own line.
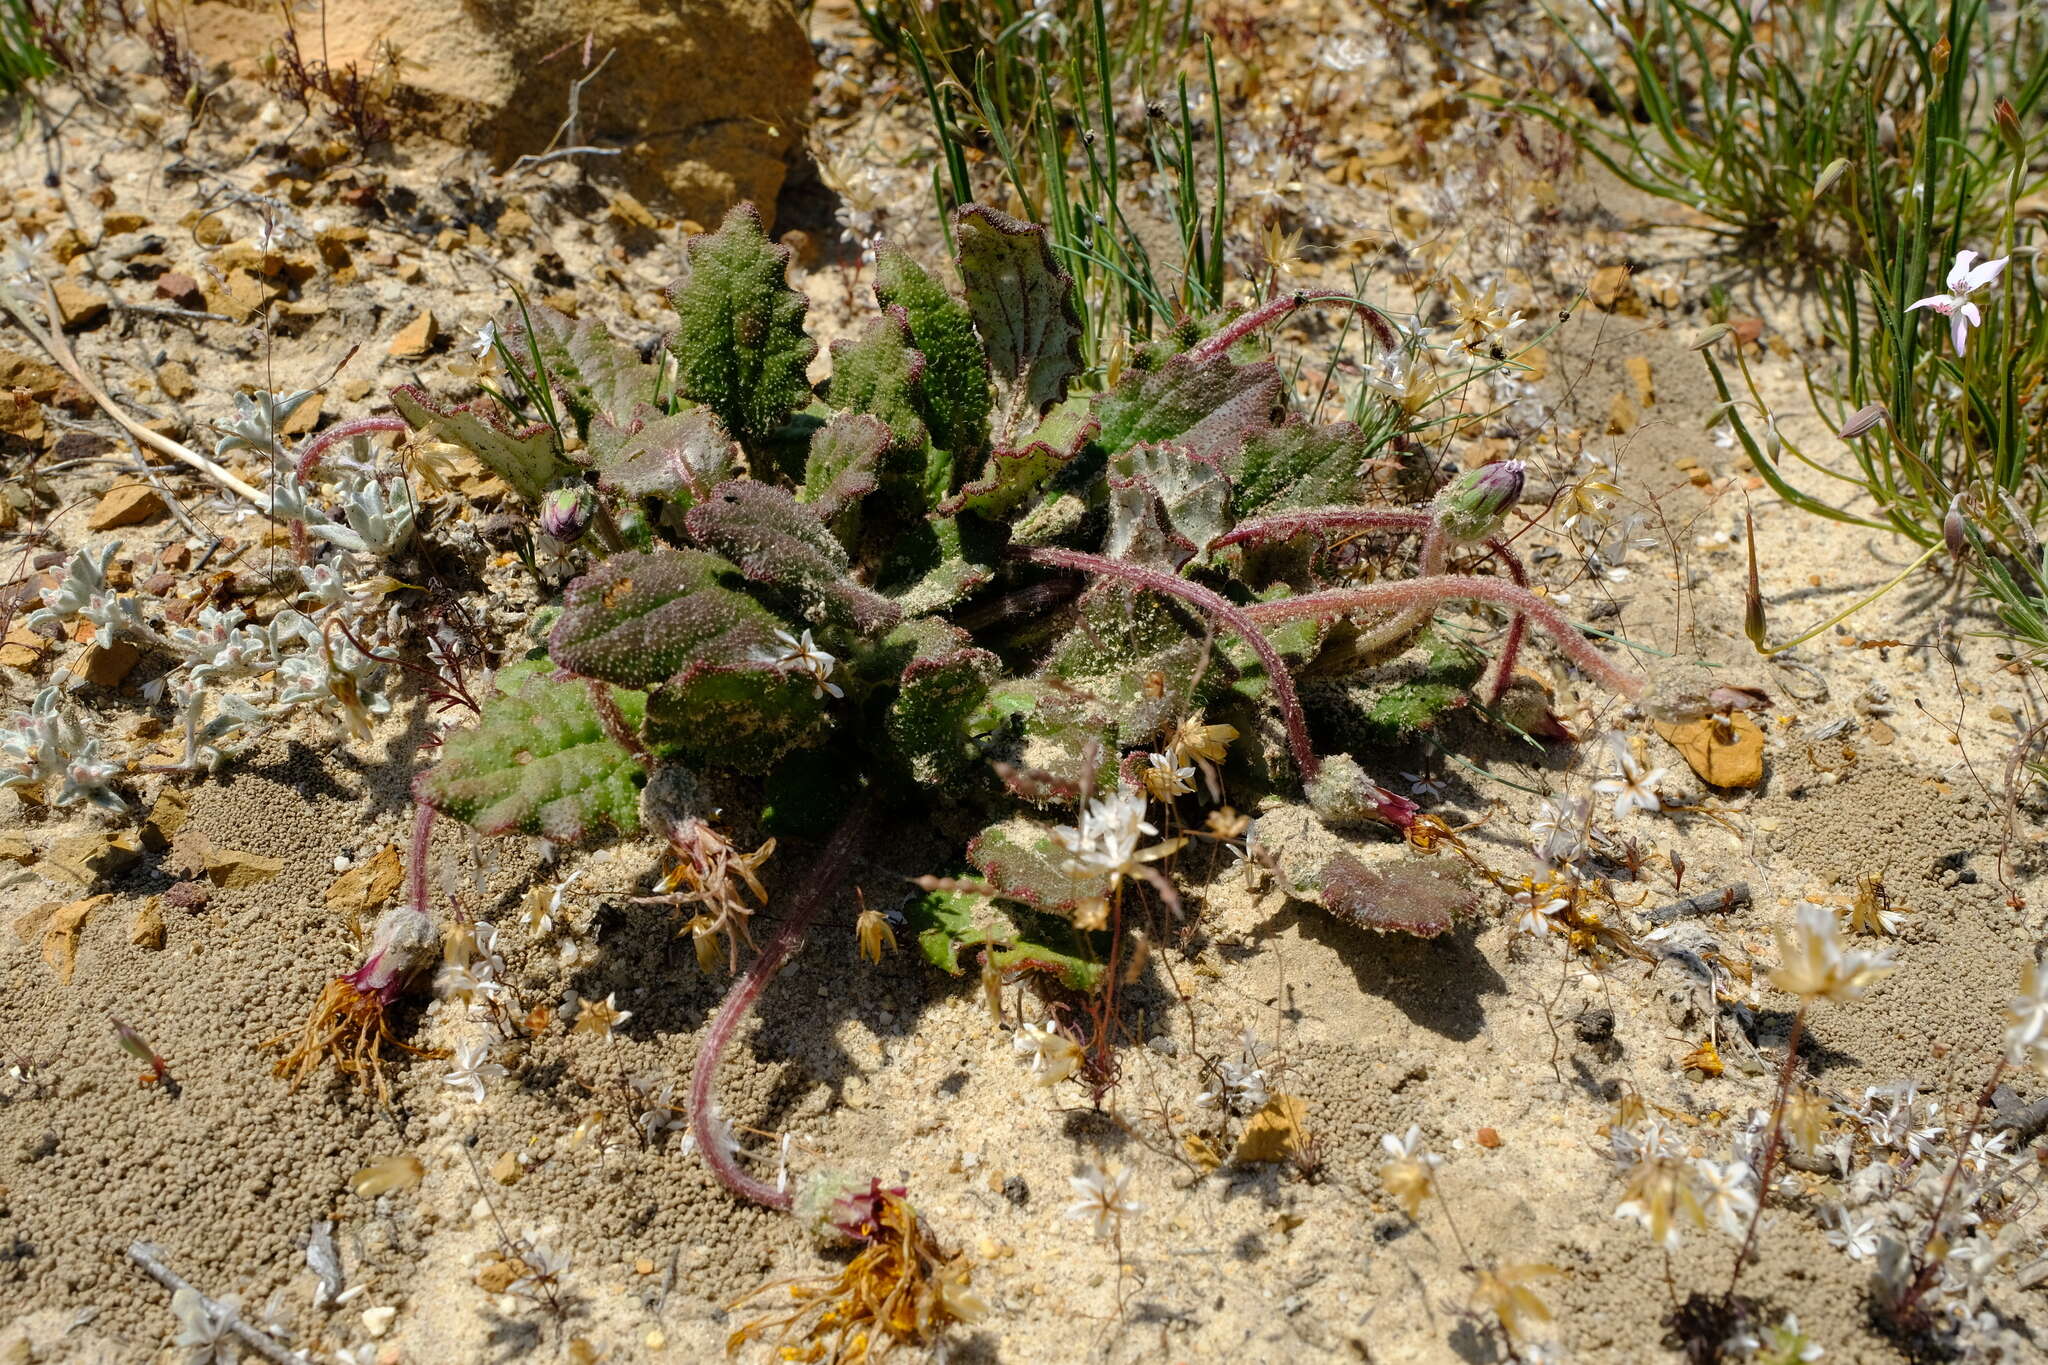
left=550, top=548, right=787, bottom=689
left=905, top=887, right=1104, bottom=991
left=801, top=412, right=892, bottom=523
left=389, top=385, right=561, bottom=502
left=582, top=405, right=736, bottom=507
left=941, top=398, right=1097, bottom=520
left=953, top=204, right=1083, bottom=446
left=414, top=661, right=646, bottom=842
left=512, top=306, right=660, bottom=436
left=876, top=619, right=1000, bottom=785
left=643, top=664, right=829, bottom=775
left=1105, top=442, right=1234, bottom=568
left=685, top=481, right=900, bottom=635
left=826, top=306, right=930, bottom=451
left=1227, top=418, right=1380, bottom=516
left=1091, top=351, right=1283, bottom=460
left=667, top=203, right=817, bottom=452
left=873, top=243, right=993, bottom=458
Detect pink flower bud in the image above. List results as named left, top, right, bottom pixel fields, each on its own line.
left=540, top=485, right=597, bottom=543
left=1432, top=460, right=1526, bottom=543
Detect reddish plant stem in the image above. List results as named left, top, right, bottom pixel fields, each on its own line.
left=689, top=803, right=874, bottom=1211
left=1728, top=1006, right=1806, bottom=1298
left=1014, top=546, right=1324, bottom=782
left=1210, top=509, right=1531, bottom=705
left=294, top=415, right=410, bottom=481
left=1897, top=1059, right=2009, bottom=1313
left=1240, top=576, right=1646, bottom=702
left=408, top=802, right=435, bottom=918
left=584, top=678, right=651, bottom=765
left=1190, top=289, right=1399, bottom=363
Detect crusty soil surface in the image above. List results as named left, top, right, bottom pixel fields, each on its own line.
left=2, top=3, right=2043, bottom=1363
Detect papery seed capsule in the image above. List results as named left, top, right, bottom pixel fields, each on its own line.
left=539, top=485, right=597, bottom=543
left=1689, top=322, right=1732, bottom=351
left=1944, top=494, right=1969, bottom=561
left=1812, top=157, right=1851, bottom=200
left=1432, top=459, right=1526, bottom=543
left=1837, top=402, right=1891, bottom=439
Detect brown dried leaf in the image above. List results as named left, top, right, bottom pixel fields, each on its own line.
left=325, top=844, right=404, bottom=916
left=1654, top=714, right=1765, bottom=788
left=1232, top=1093, right=1310, bottom=1165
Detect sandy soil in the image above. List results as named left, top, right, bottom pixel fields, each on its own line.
left=2, top=3, right=2045, bottom=1364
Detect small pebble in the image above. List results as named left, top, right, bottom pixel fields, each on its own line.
left=361, top=1305, right=395, bottom=1337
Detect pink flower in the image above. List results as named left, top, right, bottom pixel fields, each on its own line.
left=1907, top=249, right=2009, bottom=354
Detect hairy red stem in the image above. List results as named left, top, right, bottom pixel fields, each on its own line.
left=1211, top=508, right=1532, bottom=706
left=689, top=803, right=873, bottom=1210
left=584, top=678, right=651, bottom=765
left=408, top=802, right=435, bottom=918
left=1239, top=576, right=1646, bottom=701
left=1190, top=289, right=1400, bottom=363
left=295, top=416, right=409, bottom=481
left=1015, top=546, right=1324, bottom=782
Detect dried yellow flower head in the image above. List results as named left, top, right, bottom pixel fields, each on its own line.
left=1614, top=1156, right=1705, bottom=1250
left=1471, top=1262, right=1558, bottom=1343
left=856, top=908, right=896, bottom=964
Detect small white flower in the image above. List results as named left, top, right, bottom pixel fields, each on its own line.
left=1066, top=1162, right=1143, bottom=1239
left=1403, top=770, right=1449, bottom=801
left=1592, top=731, right=1666, bottom=819
left=1529, top=795, right=1593, bottom=866
left=1012, top=1022, right=1082, bottom=1086
left=1691, top=1158, right=1757, bottom=1240
left=1144, top=751, right=1195, bottom=798
left=1825, top=1209, right=1880, bottom=1261
left=170, top=1285, right=241, bottom=1364
left=470, top=320, right=500, bottom=358
left=441, top=1037, right=507, bottom=1103
left=2004, top=961, right=2048, bottom=1071
left=752, top=628, right=843, bottom=699
left=509, top=1233, right=569, bottom=1297
left=1907, top=249, right=2008, bottom=355
left=1511, top=883, right=1570, bottom=938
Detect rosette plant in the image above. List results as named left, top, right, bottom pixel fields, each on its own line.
left=286, top=202, right=1643, bottom=1344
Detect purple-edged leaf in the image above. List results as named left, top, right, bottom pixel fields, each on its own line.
left=953, top=204, right=1083, bottom=445
left=549, top=548, right=783, bottom=689
left=826, top=306, right=929, bottom=450
left=1090, top=351, right=1283, bottom=461
left=643, top=663, right=829, bottom=775
left=390, top=385, right=561, bottom=501
left=1318, top=852, right=1475, bottom=938
left=878, top=618, right=1001, bottom=784
left=881, top=513, right=1001, bottom=617
left=939, top=397, right=1097, bottom=520
left=905, top=887, right=1103, bottom=992
left=582, top=404, right=736, bottom=506
left=508, top=305, right=659, bottom=436
left=1105, top=442, right=1233, bottom=570
left=685, top=480, right=900, bottom=635
left=414, top=660, right=645, bottom=842
left=801, top=412, right=891, bottom=522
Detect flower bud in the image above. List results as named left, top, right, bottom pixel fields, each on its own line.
left=539, top=484, right=597, bottom=543
left=1432, top=459, right=1526, bottom=543
left=1811, top=157, right=1851, bottom=201
left=1688, top=322, right=1732, bottom=351
left=1836, top=402, right=1891, bottom=439
left=1743, top=507, right=1768, bottom=652
left=1931, top=36, right=1950, bottom=76
left=1944, top=494, right=1969, bottom=561
left=1995, top=98, right=2025, bottom=159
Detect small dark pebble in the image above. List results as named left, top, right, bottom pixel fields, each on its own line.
left=1574, top=1008, right=1615, bottom=1044
left=1001, top=1175, right=1029, bottom=1206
